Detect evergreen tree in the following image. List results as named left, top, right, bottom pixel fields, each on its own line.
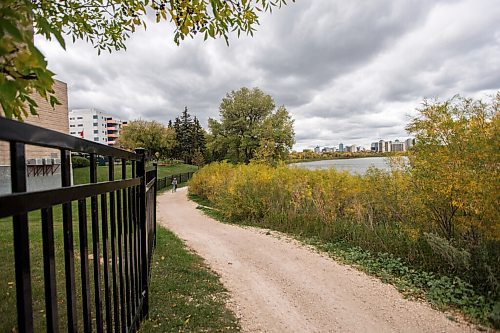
left=170, top=107, right=207, bottom=164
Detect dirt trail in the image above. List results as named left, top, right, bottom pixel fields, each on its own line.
left=157, top=188, right=477, bottom=333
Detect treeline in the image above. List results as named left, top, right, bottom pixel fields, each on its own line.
left=288, top=150, right=395, bottom=162
left=189, top=94, right=500, bottom=325
left=118, top=87, right=295, bottom=166
left=118, top=107, right=207, bottom=165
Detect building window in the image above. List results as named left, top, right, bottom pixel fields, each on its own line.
left=93, top=122, right=98, bottom=126
left=94, top=137, right=99, bottom=141
left=70, top=132, right=76, bottom=134
left=94, top=130, right=98, bottom=134
left=77, top=116, right=83, bottom=119
left=70, top=124, right=75, bottom=127
left=93, top=115, right=98, bottom=119
left=69, top=117, right=74, bottom=120
left=78, top=124, right=83, bottom=127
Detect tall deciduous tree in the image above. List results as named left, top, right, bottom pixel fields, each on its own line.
left=117, top=119, right=176, bottom=159
left=0, top=0, right=292, bottom=120
left=406, top=93, right=499, bottom=240
left=208, top=87, right=295, bottom=164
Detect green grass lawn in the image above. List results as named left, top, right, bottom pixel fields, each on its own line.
left=72, top=163, right=198, bottom=185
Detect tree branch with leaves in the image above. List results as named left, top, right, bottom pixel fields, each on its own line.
left=0, top=0, right=293, bottom=120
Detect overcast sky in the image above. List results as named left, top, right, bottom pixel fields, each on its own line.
left=36, top=0, right=500, bottom=150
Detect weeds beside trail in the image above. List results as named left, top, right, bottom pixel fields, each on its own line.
left=188, top=161, right=499, bottom=328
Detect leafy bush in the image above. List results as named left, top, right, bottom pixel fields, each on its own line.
left=189, top=162, right=499, bottom=326
left=71, top=156, right=90, bottom=168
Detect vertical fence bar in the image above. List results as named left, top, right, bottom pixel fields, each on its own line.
left=116, top=183, right=127, bottom=333
left=108, top=157, right=120, bottom=332
left=132, top=161, right=140, bottom=318
left=100, top=190, right=112, bottom=333
left=153, top=163, right=157, bottom=246
left=90, top=154, right=104, bottom=333
left=78, top=199, right=92, bottom=333
left=61, top=149, right=78, bottom=332
left=10, top=142, right=33, bottom=333
left=121, top=159, right=132, bottom=327
left=41, top=206, right=60, bottom=333
left=135, top=148, right=148, bottom=318
left=127, top=186, right=137, bottom=325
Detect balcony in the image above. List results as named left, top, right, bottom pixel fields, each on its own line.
left=108, top=133, right=118, bottom=138
left=107, top=126, right=117, bottom=131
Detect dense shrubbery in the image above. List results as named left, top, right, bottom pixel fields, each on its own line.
left=189, top=93, right=499, bottom=326
left=190, top=93, right=500, bottom=326
left=71, top=156, right=90, bottom=168
left=189, top=162, right=499, bottom=324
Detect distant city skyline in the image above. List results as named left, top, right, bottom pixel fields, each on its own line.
left=307, top=137, right=415, bottom=152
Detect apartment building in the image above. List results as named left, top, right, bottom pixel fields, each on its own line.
left=370, top=138, right=414, bottom=153
left=0, top=79, right=69, bottom=194
left=69, top=109, right=128, bottom=146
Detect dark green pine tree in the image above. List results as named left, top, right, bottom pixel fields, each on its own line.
left=177, top=107, right=194, bottom=163
left=172, top=116, right=181, bottom=159
left=171, top=107, right=207, bottom=164
left=193, top=116, right=206, bottom=153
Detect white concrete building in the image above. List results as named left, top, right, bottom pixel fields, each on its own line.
left=391, top=140, right=405, bottom=152
left=69, top=108, right=128, bottom=146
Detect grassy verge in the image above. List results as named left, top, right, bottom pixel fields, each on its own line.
left=188, top=194, right=497, bottom=329
left=156, top=163, right=198, bottom=179
left=72, top=163, right=198, bottom=185
left=139, top=226, right=239, bottom=332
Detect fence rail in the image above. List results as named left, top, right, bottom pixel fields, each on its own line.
left=0, top=117, right=157, bottom=333
left=156, top=172, right=195, bottom=192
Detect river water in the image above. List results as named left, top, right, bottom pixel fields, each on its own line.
left=291, top=157, right=393, bottom=175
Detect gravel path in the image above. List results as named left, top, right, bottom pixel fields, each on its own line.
left=157, top=188, right=478, bottom=333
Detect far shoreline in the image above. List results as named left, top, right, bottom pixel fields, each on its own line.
left=286, top=152, right=407, bottom=164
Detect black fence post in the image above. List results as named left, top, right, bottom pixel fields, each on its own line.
left=61, top=149, right=78, bottom=332
left=153, top=163, right=157, bottom=246
left=10, top=142, right=33, bottom=333
left=90, top=153, right=104, bottom=333
left=135, top=148, right=148, bottom=318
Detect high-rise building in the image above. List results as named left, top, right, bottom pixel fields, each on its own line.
left=391, top=140, right=404, bottom=152
left=69, top=109, right=127, bottom=146
left=405, top=138, right=415, bottom=150
left=378, top=140, right=385, bottom=153
left=338, top=143, right=344, bottom=152
left=106, top=116, right=128, bottom=146
left=384, top=140, right=392, bottom=153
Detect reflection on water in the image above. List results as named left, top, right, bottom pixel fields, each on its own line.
left=291, top=157, right=405, bottom=175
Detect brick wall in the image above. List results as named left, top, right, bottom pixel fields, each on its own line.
left=0, top=80, right=69, bottom=165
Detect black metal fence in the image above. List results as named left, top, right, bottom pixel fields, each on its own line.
left=0, top=117, right=157, bottom=333
left=156, top=172, right=195, bottom=192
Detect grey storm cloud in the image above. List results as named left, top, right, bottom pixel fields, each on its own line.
left=36, top=0, right=500, bottom=150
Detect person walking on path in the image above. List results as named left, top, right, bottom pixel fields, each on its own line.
left=171, top=177, right=178, bottom=192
